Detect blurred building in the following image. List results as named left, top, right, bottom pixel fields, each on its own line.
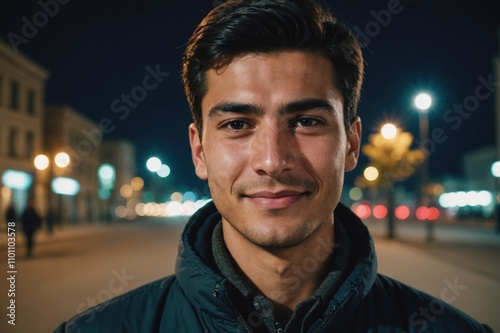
left=100, top=140, right=137, bottom=219
left=463, top=146, right=498, bottom=192
left=493, top=27, right=500, bottom=184
left=0, top=39, right=49, bottom=218
left=43, top=105, right=101, bottom=223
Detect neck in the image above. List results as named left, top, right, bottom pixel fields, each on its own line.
left=222, top=220, right=335, bottom=314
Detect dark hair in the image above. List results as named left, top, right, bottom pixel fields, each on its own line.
left=182, top=0, right=364, bottom=134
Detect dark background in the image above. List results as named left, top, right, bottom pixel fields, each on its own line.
left=1, top=0, right=499, bottom=194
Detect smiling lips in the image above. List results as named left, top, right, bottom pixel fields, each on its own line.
left=244, top=190, right=308, bottom=210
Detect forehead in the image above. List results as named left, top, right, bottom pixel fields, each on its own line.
left=201, top=51, right=342, bottom=114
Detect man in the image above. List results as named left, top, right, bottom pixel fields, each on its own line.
left=21, top=198, right=42, bottom=258
left=54, top=0, right=493, bottom=332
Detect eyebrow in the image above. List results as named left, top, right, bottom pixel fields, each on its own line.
left=278, top=98, right=336, bottom=116
left=208, top=102, right=263, bottom=118
left=208, top=98, right=337, bottom=118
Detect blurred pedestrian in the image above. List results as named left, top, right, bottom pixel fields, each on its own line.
left=5, top=203, right=16, bottom=223
left=5, top=204, right=16, bottom=234
left=46, top=208, right=55, bottom=236
left=21, top=199, right=42, bottom=258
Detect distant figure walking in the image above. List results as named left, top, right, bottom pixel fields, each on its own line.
left=5, top=204, right=16, bottom=234
left=5, top=204, right=16, bottom=223
left=21, top=199, right=42, bottom=258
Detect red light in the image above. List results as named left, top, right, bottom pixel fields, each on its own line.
left=415, top=206, right=428, bottom=221
left=353, top=204, right=371, bottom=219
left=372, top=205, right=387, bottom=219
left=427, top=207, right=440, bottom=221
left=395, top=205, right=410, bottom=220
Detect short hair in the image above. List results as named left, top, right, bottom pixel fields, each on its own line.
left=182, top=0, right=364, bottom=135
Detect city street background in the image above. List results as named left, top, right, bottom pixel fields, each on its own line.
left=0, top=217, right=499, bottom=333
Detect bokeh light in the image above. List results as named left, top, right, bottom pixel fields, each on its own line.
left=54, top=152, right=70, bottom=168
left=352, top=203, right=371, bottom=219
left=364, top=166, right=379, bottom=181
left=157, top=164, right=171, bottom=178
left=349, top=187, right=363, bottom=201
left=395, top=205, right=410, bottom=220
left=491, top=161, right=500, bottom=178
left=415, top=206, right=428, bottom=221
left=120, top=184, right=133, bottom=198
left=372, top=205, right=388, bottom=219
left=146, top=157, right=162, bottom=172
left=414, top=93, right=432, bottom=111
left=171, top=192, right=183, bottom=202
left=34, top=154, right=49, bottom=170
left=98, top=164, right=115, bottom=181
left=131, top=177, right=144, bottom=191
left=380, top=123, right=397, bottom=139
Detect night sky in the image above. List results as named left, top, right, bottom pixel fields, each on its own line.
left=1, top=0, right=499, bottom=194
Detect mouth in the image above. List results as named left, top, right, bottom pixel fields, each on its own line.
left=242, top=190, right=309, bottom=210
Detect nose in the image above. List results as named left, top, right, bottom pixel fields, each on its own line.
left=251, top=124, right=296, bottom=177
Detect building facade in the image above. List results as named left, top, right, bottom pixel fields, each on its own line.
left=0, top=39, right=49, bottom=220
left=100, top=140, right=137, bottom=219
left=493, top=27, right=500, bottom=190
left=43, top=105, right=102, bottom=224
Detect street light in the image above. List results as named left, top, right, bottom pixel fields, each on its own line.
left=34, top=152, right=70, bottom=230
left=364, top=166, right=379, bottom=182
left=146, top=157, right=162, bottom=172
left=492, top=160, right=500, bottom=233
left=414, top=92, right=433, bottom=242
left=381, top=123, right=397, bottom=139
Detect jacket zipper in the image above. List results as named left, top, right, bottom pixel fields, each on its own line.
left=314, top=305, right=336, bottom=333
left=220, top=288, right=252, bottom=333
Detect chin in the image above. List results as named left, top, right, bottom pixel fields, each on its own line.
left=247, top=225, right=312, bottom=250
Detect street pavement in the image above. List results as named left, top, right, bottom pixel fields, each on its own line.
left=0, top=217, right=498, bottom=332
left=366, top=218, right=500, bottom=332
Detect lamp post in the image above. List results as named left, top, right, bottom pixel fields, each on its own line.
left=414, top=93, right=433, bottom=242
left=380, top=123, right=398, bottom=238
left=492, top=161, right=500, bottom=233
left=34, top=152, right=70, bottom=230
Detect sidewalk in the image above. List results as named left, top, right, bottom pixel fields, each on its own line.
left=364, top=218, right=500, bottom=245
left=366, top=220, right=500, bottom=332
left=0, top=222, right=113, bottom=250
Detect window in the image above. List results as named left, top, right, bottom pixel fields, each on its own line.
left=9, top=80, right=19, bottom=110
left=25, top=130, right=34, bottom=159
left=27, top=89, right=36, bottom=115
left=8, top=127, right=18, bottom=157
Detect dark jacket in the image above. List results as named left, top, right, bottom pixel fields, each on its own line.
left=21, top=206, right=42, bottom=235
left=54, top=202, right=493, bottom=332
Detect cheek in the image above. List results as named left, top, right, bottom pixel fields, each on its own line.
left=205, top=142, right=247, bottom=187
left=300, top=139, right=346, bottom=175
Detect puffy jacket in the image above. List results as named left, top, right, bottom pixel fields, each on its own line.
left=54, top=202, right=493, bottom=332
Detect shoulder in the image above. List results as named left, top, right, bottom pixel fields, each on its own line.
left=363, top=274, right=493, bottom=332
left=53, top=275, right=183, bottom=333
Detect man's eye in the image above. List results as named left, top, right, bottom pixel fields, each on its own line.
left=295, top=117, right=319, bottom=127
left=225, top=120, right=246, bottom=130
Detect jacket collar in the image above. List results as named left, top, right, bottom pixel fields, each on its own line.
left=175, top=201, right=378, bottom=330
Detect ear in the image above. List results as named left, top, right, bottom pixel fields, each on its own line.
left=344, top=117, right=362, bottom=172
left=189, top=123, right=208, bottom=180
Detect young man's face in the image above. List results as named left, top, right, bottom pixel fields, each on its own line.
left=189, top=51, right=361, bottom=249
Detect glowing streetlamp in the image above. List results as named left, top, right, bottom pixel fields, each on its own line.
left=54, top=152, right=70, bottom=168
left=381, top=123, right=397, bottom=139
left=146, top=157, right=162, bottom=172
left=364, top=166, right=379, bottom=182
left=34, top=152, right=71, bottom=228
left=34, top=154, right=50, bottom=170
left=414, top=92, right=433, bottom=242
